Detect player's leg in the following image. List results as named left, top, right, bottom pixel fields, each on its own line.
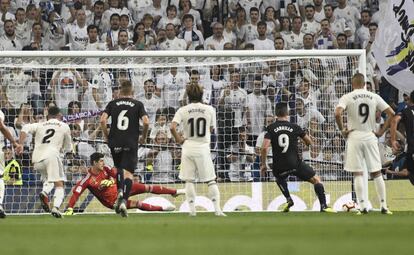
left=365, top=140, right=392, bottom=214
left=406, top=152, right=414, bottom=185
left=51, top=180, right=64, bottom=218
left=196, top=150, right=225, bottom=216
left=117, top=148, right=138, bottom=218
left=344, top=139, right=368, bottom=214
left=298, top=162, right=335, bottom=213
left=127, top=200, right=175, bottom=211
left=129, top=182, right=184, bottom=197
left=273, top=172, right=294, bottom=212
left=111, top=148, right=125, bottom=214
left=179, top=152, right=197, bottom=216
left=0, top=178, right=5, bottom=218
left=34, top=161, right=53, bottom=212
left=47, top=157, right=66, bottom=218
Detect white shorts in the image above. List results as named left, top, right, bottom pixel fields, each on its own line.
left=179, top=147, right=216, bottom=182
left=34, top=156, right=66, bottom=183
left=344, top=135, right=382, bottom=173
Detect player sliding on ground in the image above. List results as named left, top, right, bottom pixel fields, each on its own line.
left=64, top=152, right=185, bottom=215
left=335, top=73, right=394, bottom=215
left=260, top=103, right=336, bottom=213
left=170, top=84, right=226, bottom=217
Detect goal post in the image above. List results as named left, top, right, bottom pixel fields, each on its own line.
left=0, top=50, right=366, bottom=214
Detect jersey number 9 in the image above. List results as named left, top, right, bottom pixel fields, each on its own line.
left=358, top=103, right=369, bottom=124
left=278, top=134, right=289, bottom=153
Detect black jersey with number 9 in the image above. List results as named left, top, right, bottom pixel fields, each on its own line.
left=104, top=98, right=147, bottom=148
left=265, top=120, right=306, bottom=171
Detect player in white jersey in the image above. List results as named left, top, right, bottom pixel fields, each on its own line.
left=170, top=84, right=225, bottom=217
left=18, top=106, right=73, bottom=218
left=0, top=110, right=23, bottom=218
left=335, top=73, right=394, bottom=215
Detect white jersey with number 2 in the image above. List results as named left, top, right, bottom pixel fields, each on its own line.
left=22, top=119, right=73, bottom=163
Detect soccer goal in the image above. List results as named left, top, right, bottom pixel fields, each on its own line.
left=0, top=50, right=366, bottom=214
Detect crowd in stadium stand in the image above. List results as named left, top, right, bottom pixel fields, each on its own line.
left=0, top=0, right=409, bottom=184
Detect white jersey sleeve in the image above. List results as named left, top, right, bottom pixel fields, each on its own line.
left=0, top=110, right=4, bottom=122
left=375, top=93, right=390, bottom=112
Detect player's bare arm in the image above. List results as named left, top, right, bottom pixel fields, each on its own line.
left=260, top=138, right=270, bottom=177
left=335, top=106, right=353, bottom=138
left=170, top=121, right=184, bottom=144
left=375, top=107, right=395, bottom=138
left=99, top=112, right=109, bottom=141
left=139, top=115, right=150, bottom=144
left=390, top=115, right=402, bottom=151
left=0, top=120, right=22, bottom=154
left=300, top=134, right=313, bottom=146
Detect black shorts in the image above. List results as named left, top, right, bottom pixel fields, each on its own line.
left=110, top=147, right=138, bottom=173
left=273, top=161, right=316, bottom=181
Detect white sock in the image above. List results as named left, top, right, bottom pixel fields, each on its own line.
left=0, top=179, right=5, bottom=205
left=208, top=181, right=222, bottom=213
left=373, top=175, right=387, bottom=209
left=53, top=187, right=64, bottom=209
left=42, top=182, right=54, bottom=195
left=185, top=182, right=196, bottom=214
left=354, top=175, right=366, bottom=210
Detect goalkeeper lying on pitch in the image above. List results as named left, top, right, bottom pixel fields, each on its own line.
left=64, top=152, right=184, bottom=215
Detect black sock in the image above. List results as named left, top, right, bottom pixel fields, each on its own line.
left=314, top=183, right=327, bottom=208
left=351, top=178, right=357, bottom=203
left=276, top=178, right=291, bottom=201
left=124, top=178, right=133, bottom=201
left=117, top=169, right=124, bottom=195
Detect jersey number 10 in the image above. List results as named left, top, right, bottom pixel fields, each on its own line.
left=188, top=117, right=206, bottom=137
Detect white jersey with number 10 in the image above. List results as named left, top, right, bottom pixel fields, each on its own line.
left=337, top=89, right=389, bottom=133
left=172, top=103, right=216, bottom=146
left=22, top=119, right=72, bottom=163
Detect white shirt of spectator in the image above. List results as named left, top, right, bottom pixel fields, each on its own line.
left=91, top=71, right=113, bottom=110
left=355, top=25, right=370, bottom=47
left=204, top=35, right=228, bottom=50
left=223, top=29, right=237, bottom=46
left=314, top=9, right=325, bottom=23
left=238, top=0, right=263, bottom=21
left=333, top=5, right=361, bottom=36
left=330, top=17, right=348, bottom=36
left=101, top=28, right=120, bottom=49
left=44, top=23, right=66, bottom=51
left=0, top=34, right=22, bottom=50
left=101, top=7, right=131, bottom=32
left=157, top=70, right=189, bottom=108
left=65, top=23, right=88, bottom=51
left=172, top=102, right=216, bottom=146
left=228, top=141, right=254, bottom=181
left=282, top=31, right=305, bottom=50
left=141, top=4, right=166, bottom=22
left=247, top=93, right=272, bottom=136
left=238, top=23, right=258, bottom=43
left=141, top=94, right=162, bottom=127
left=15, top=21, right=31, bottom=47
left=151, top=149, right=175, bottom=183
left=181, top=29, right=204, bottom=50
left=220, top=86, right=248, bottom=127
left=157, top=17, right=181, bottom=30
left=2, top=70, right=30, bottom=108
left=256, top=131, right=272, bottom=164
left=159, top=37, right=187, bottom=50
left=51, top=70, right=81, bottom=109
left=302, top=20, right=321, bottom=35
left=22, top=118, right=72, bottom=163
left=130, top=68, right=152, bottom=100
left=251, top=37, right=275, bottom=50
left=297, top=108, right=326, bottom=129
left=0, top=11, right=15, bottom=36
left=337, top=89, right=390, bottom=133
left=129, top=0, right=152, bottom=23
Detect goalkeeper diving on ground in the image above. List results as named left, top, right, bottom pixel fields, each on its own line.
left=63, top=152, right=184, bottom=215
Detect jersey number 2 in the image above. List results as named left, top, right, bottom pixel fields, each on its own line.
left=188, top=117, right=206, bottom=137
left=117, top=110, right=129, bottom=130
left=42, top=129, right=55, bottom=144
left=278, top=134, right=289, bottom=153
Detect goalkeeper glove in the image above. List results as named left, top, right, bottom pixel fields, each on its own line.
left=64, top=208, right=74, bottom=216
left=100, top=179, right=114, bottom=188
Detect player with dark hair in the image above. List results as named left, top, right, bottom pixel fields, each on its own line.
left=391, top=90, right=414, bottom=185
left=64, top=152, right=184, bottom=215
left=171, top=84, right=225, bottom=216
left=260, top=103, right=335, bottom=213
left=100, top=80, right=149, bottom=217
left=19, top=106, right=72, bottom=218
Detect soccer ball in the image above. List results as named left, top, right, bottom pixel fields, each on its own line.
left=342, top=201, right=357, bottom=212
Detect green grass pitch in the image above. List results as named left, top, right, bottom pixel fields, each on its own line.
left=1, top=212, right=414, bottom=255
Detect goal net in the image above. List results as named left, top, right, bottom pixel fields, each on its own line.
left=0, top=50, right=366, bottom=214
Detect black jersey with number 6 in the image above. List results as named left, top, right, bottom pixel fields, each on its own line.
left=104, top=98, right=147, bottom=148
left=265, top=120, right=306, bottom=172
